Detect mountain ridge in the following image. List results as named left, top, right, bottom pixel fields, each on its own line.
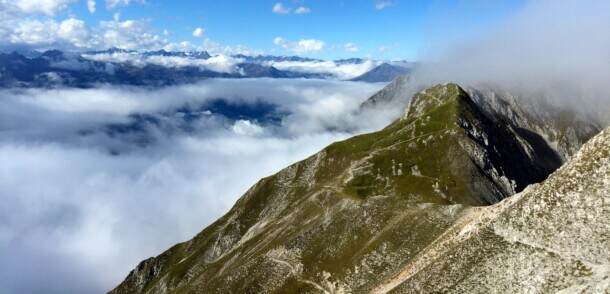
left=109, top=81, right=601, bottom=293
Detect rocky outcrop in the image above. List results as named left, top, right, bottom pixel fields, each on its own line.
left=378, top=126, right=610, bottom=293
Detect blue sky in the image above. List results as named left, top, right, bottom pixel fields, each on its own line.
left=3, top=0, right=527, bottom=60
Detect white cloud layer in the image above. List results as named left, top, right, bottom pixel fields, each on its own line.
left=267, top=59, right=380, bottom=80
left=0, top=79, right=387, bottom=293
left=202, top=38, right=264, bottom=56
left=82, top=51, right=245, bottom=73
left=413, top=0, right=610, bottom=121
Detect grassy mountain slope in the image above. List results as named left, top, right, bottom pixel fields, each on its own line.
left=110, top=83, right=592, bottom=293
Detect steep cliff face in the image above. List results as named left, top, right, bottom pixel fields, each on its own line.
left=110, top=83, right=601, bottom=293
left=380, top=126, right=610, bottom=293
left=467, top=87, right=601, bottom=161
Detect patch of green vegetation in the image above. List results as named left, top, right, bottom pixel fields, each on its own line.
left=321, top=83, right=484, bottom=206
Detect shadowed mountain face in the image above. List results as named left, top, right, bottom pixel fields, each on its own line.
left=110, top=82, right=600, bottom=293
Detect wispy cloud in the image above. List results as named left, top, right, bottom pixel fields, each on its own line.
left=273, top=36, right=325, bottom=54
left=295, top=6, right=311, bottom=14
left=273, top=2, right=311, bottom=15
left=374, top=0, right=394, bottom=10
left=344, top=42, right=358, bottom=52
left=106, top=0, right=144, bottom=10
left=192, top=27, right=205, bottom=38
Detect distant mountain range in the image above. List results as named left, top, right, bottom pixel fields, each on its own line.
left=0, top=49, right=412, bottom=88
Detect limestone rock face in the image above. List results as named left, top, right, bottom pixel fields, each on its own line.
left=110, top=83, right=605, bottom=294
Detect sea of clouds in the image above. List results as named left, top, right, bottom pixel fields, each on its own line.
left=0, top=78, right=388, bottom=293
left=3, top=1, right=610, bottom=293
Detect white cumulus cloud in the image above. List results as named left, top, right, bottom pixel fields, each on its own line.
left=272, top=2, right=290, bottom=14
left=9, top=0, right=76, bottom=15
left=294, top=39, right=325, bottom=53
left=100, top=18, right=167, bottom=50
left=192, top=27, right=205, bottom=38
left=232, top=120, right=264, bottom=136
left=58, top=18, right=92, bottom=48
left=10, top=19, right=59, bottom=46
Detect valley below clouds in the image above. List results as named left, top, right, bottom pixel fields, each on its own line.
left=0, top=78, right=386, bottom=293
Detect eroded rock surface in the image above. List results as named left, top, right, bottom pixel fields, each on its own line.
left=380, top=126, right=610, bottom=293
